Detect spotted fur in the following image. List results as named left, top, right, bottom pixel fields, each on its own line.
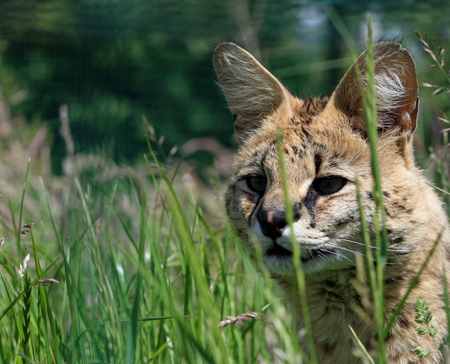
left=214, top=42, right=450, bottom=363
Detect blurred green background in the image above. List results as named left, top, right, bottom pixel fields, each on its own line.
left=0, top=0, right=448, bottom=174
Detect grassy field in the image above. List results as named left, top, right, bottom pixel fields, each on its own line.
left=1, top=29, right=450, bottom=364
left=0, top=140, right=305, bottom=363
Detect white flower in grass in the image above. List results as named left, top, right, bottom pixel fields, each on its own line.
left=36, top=278, right=59, bottom=286
left=0, top=237, right=4, bottom=248
left=18, top=253, right=31, bottom=279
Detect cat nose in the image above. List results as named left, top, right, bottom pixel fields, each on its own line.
left=258, top=209, right=287, bottom=240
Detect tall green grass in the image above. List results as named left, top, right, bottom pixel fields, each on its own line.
left=0, top=143, right=306, bottom=363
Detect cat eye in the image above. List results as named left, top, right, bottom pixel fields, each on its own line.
left=246, top=176, right=267, bottom=193
left=313, top=176, right=347, bottom=195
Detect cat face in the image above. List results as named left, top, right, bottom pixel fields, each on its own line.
left=225, top=98, right=374, bottom=275
left=214, top=42, right=420, bottom=276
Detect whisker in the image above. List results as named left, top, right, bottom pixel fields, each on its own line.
left=335, top=246, right=367, bottom=258
left=321, top=248, right=356, bottom=267
left=336, top=238, right=420, bottom=254
left=334, top=246, right=402, bottom=265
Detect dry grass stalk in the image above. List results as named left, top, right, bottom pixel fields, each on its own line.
left=218, top=312, right=269, bottom=327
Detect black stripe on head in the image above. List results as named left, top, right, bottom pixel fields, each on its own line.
left=293, top=202, right=301, bottom=221
left=248, top=196, right=264, bottom=227
left=314, top=154, right=322, bottom=175
left=304, top=187, right=318, bottom=228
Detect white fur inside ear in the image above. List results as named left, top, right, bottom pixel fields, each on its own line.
left=216, top=52, right=273, bottom=114
left=370, top=69, right=406, bottom=128
left=214, top=43, right=288, bottom=118
left=333, top=42, right=418, bottom=132
left=363, top=46, right=410, bottom=128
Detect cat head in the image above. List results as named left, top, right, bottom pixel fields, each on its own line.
left=214, top=42, right=421, bottom=276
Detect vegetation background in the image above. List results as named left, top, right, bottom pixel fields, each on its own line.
left=0, top=0, right=449, bottom=171
left=0, top=0, right=448, bottom=363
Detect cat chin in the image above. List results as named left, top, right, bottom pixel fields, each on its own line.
left=263, top=253, right=353, bottom=276
left=248, top=226, right=354, bottom=275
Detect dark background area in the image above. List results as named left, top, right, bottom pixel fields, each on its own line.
left=0, top=0, right=448, bottom=174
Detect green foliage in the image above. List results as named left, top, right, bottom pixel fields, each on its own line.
left=0, top=0, right=304, bottom=172
left=415, top=32, right=450, bottom=213
left=0, top=140, right=302, bottom=363
left=412, top=346, right=432, bottom=359
left=414, top=298, right=434, bottom=325
left=0, top=1, right=450, bottom=173
left=412, top=298, right=445, bottom=361
left=276, top=132, right=317, bottom=363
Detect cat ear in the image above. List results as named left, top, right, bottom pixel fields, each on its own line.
left=332, top=42, right=419, bottom=134
left=214, top=42, right=290, bottom=144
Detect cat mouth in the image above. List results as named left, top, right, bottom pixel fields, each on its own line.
left=267, top=242, right=292, bottom=256
left=266, top=242, right=334, bottom=263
